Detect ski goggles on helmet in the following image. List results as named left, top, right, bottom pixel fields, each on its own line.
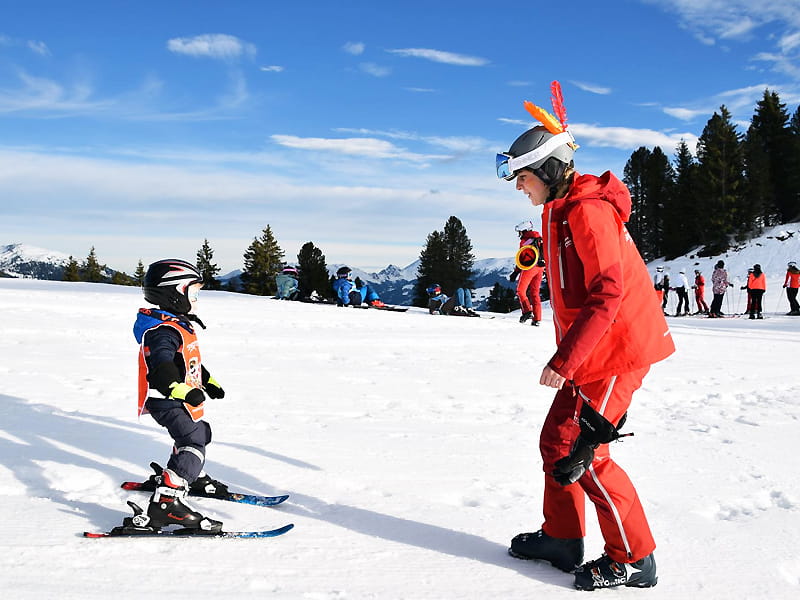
left=187, top=285, right=201, bottom=303
left=496, top=131, right=575, bottom=181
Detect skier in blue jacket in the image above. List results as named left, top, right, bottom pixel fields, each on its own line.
left=333, top=266, right=386, bottom=307
left=426, top=284, right=478, bottom=316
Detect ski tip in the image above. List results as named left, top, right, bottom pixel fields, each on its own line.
left=83, top=531, right=109, bottom=538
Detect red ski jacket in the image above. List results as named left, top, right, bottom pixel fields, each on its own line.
left=542, top=171, right=675, bottom=384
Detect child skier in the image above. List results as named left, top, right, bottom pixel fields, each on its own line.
left=784, top=261, right=800, bottom=315
left=426, top=284, right=478, bottom=316
left=333, top=266, right=386, bottom=307
left=131, top=259, right=228, bottom=532
left=692, top=270, right=709, bottom=314
left=509, top=221, right=545, bottom=326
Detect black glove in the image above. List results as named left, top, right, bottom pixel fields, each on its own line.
left=552, top=402, right=628, bottom=486
left=205, top=376, right=225, bottom=399
left=553, top=437, right=596, bottom=485
left=169, top=382, right=206, bottom=407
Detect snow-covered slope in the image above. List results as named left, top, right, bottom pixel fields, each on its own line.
left=1, top=277, right=798, bottom=599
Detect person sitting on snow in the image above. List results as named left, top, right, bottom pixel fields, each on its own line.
left=426, top=283, right=478, bottom=317
left=333, top=266, right=386, bottom=308
left=275, top=265, right=300, bottom=300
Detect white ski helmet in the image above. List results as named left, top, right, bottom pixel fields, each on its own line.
left=497, top=126, right=575, bottom=184
left=515, top=220, right=535, bottom=233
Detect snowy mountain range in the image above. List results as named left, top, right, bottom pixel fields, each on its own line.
left=4, top=222, right=800, bottom=307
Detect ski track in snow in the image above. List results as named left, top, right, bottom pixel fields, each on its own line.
left=1, top=279, right=800, bottom=598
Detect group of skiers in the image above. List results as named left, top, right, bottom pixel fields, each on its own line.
left=653, top=260, right=800, bottom=319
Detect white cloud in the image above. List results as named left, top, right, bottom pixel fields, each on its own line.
left=343, top=41, right=365, bottom=55
left=663, top=106, right=710, bottom=120
left=571, top=122, right=699, bottom=152
left=498, top=117, right=531, bottom=126
left=167, top=34, right=256, bottom=60
left=260, top=65, right=284, bottom=72
left=404, top=87, right=436, bottom=93
left=27, top=40, right=50, bottom=56
left=359, top=62, right=390, bottom=77
left=270, top=134, right=444, bottom=162
left=332, top=128, right=492, bottom=154
left=387, top=48, right=489, bottom=66
left=570, top=80, right=612, bottom=95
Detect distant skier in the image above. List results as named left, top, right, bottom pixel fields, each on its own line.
left=746, top=264, right=766, bottom=319
left=692, top=269, right=709, bottom=314
left=132, top=259, right=228, bottom=532
left=496, top=87, right=674, bottom=590
left=333, top=266, right=386, bottom=307
left=709, top=260, right=733, bottom=318
left=426, top=284, right=478, bottom=316
left=653, top=266, right=666, bottom=308
left=784, top=261, right=800, bottom=315
left=509, top=221, right=545, bottom=326
left=275, top=265, right=300, bottom=300
left=672, top=269, right=690, bottom=316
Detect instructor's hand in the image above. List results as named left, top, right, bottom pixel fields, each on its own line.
left=540, top=365, right=566, bottom=389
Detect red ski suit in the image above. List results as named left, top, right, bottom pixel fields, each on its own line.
left=539, top=171, right=675, bottom=562
left=516, top=233, right=544, bottom=320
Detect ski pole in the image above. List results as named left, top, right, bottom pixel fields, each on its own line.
left=775, top=287, right=785, bottom=315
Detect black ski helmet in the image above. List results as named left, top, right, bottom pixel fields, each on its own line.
left=143, top=259, right=203, bottom=314
left=505, top=126, right=575, bottom=186
left=336, top=266, right=352, bottom=279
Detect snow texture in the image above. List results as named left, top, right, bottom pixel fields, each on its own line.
left=1, top=226, right=800, bottom=598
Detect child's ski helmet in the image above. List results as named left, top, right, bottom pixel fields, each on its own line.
left=281, top=266, right=298, bottom=275
left=336, top=266, right=352, bottom=279
left=426, top=284, right=442, bottom=295
left=143, top=259, right=203, bottom=314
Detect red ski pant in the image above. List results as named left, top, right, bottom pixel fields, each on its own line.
left=516, top=266, right=543, bottom=320
left=538, top=367, right=655, bottom=563
left=695, top=287, right=709, bottom=312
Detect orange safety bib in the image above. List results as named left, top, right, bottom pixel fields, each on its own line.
left=138, top=320, right=204, bottom=422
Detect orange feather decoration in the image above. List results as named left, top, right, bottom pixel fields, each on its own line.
left=523, top=100, right=563, bottom=135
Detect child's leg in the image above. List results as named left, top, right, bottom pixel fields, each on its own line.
left=149, top=407, right=211, bottom=484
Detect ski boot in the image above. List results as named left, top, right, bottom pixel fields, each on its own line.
left=573, top=553, right=657, bottom=590
left=147, top=469, right=222, bottom=532
left=508, top=530, right=584, bottom=572
left=519, top=311, right=533, bottom=324
left=369, top=299, right=386, bottom=308
left=190, top=472, right=230, bottom=499
left=532, top=320, right=540, bottom=327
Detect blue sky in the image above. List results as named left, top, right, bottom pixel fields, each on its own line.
left=2, top=0, right=800, bottom=274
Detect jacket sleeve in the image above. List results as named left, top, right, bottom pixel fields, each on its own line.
left=547, top=201, right=624, bottom=379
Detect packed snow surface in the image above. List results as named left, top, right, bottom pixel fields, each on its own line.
left=1, top=277, right=799, bottom=599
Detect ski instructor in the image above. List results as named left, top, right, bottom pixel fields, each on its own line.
left=495, top=82, right=675, bottom=591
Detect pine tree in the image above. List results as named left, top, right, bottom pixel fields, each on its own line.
left=413, top=230, right=448, bottom=307
left=624, top=147, right=652, bottom=254
left=442, top=216, right=476, bottom=290
left=643, top=147, right=674, bottom=259
left=413, top=217, right=476, bottom=307
left=134, top=260, right=146, bottom=286
left=297, top=241, right=332, bottom=300
left=695, top=105, right=746, bottom=254
left=745, top=90, right=799, bottom=226
left=111, top=271, right=136, bottom=285
left=81, top=247, right=105, bottom=283
left=486, top=282, right=518, bottom=313
left=240, top=225, right=284, bottom=295
left=63, top=256, right=81, bottom=281
left=196, top=239, right=221, bottom=290
left=668, top=140, right=701, bottom=257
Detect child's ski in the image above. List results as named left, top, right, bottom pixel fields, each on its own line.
left=121, top=480, right=289, bottom=507
left=85, top=523, right=294, bottom=539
